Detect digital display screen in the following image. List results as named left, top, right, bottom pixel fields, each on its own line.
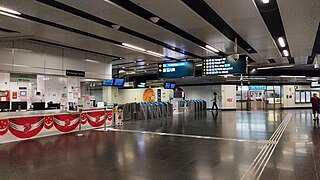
left=170, top=83, right=176, bottom=89
left=102, top=79, right=113, bottom=86
left=203, top=55, right=247, bottom=75
left=158, top=61, right=194, bottom=78
left=136, top=82, right=146, bottom=88
left=311, top=81, right=320, bottom=88
left=164, top=82, right=171, bottom=89
left=113, top=78, right=125, bottom=87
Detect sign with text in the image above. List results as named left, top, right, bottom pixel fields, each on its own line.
left=10, top=73, right=37, bottom=83
left=203, top=55, right=247, bottom=75
left=249, top=86, right=267, bottom=90
left=66, top=69, right=85, bottom=77
left=158, top=61, right=194, bottom=78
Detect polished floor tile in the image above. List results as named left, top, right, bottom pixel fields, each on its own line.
left=1, top=110, right=320, bottom=179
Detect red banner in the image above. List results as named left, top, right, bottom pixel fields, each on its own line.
left=107, top=111, right=112, bottom=121
left=44, top=116, right=54, bottom=129
left=54, top=114, right=80, bottom=132
left=87, top=111, right=105, bottom=127
left=0, top=119, right=8, bottom=136
left=9, top=116, right=44, bottom=138
left=80, top=113, right=87, bottom=125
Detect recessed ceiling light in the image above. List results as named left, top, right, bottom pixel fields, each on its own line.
left=283, top=50, right=289, bottom=57
left=262, top=0, right=269, bottom=4
left=205, top=45, right=219, bottom=53
left=122, top=43, right=146, bottom=52
left=146, top=64, right=149, bottom=66
left=278, top=37, right=286, bottom=47
left=122, top=67, right=125, bottom=69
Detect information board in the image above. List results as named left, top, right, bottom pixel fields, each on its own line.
left=158, top=61, right=194, bottom=78
left=203, top=55, right=247, bottom=75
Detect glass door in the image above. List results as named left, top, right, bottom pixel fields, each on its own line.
left=266, top=90, right=276, bottom=110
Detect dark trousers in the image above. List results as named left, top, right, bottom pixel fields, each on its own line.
left=211, top=101, right=218, bottom=110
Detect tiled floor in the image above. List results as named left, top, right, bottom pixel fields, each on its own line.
left=0, top=110, right=318, bottom=179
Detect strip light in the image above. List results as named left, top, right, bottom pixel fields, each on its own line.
left=262, top=0, right=270, bottom=4
left=283, top=50, right=289, bottom=57
left=280, top=75, right=306, bottom=78
left=257, top=65, right=294, bottom=70
left=146, top=50, right=164, bottom=57
left=0, top=11, right=22, bottom=19
left=122, top=43, right=146, bottom=52
left=205, top=45, right=219, bottom=53
left=85, top=59, right=100, bottom=63
left=0, top=6, right=21, bottom=15
left=277, top=37, right=286, bottom=47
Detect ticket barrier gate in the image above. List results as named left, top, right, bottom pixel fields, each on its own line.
left=167, top=103, right=173, bottom=116
left=157, top=102, right=163, bottom=117
left=137, top=103, right=148, bottom=120
left=123, top=103, right=137, bottom=120
left=146, top=102, right=154, bottom=119
left=162, top=102, right=168, bottom=117
left=152, top=102, right=158, bottom=118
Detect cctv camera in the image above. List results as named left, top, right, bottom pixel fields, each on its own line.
left=314, top=64, right=319, bottom=70
left=233, top=54, right=239, bottom=61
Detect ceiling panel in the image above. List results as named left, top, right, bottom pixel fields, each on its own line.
left=55, top=0, right=217, bottom=57
left=278, top=0, right=320, bottom=60
left=204, top=0, right=282, bottom=63
left=130, top=0, right=241, bottom=55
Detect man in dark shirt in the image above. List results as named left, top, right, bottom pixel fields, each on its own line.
left=211, top=92, right=218, bottom=111
left=311, top=93, right=320, bottom=121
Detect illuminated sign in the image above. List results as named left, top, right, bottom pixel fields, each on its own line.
left=203, top=55, right=247, bottom=75
left=158, top=61, right=194, bottom=78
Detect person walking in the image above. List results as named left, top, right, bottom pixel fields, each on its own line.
left=211, top=92, right=219, bottom=111
left=311, top=93, right=320, bottom=122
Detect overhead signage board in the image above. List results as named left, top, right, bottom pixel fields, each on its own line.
left=10, top=73, right=37, bottom=83
left=158, top=61, right=194, bottom=78
left=249, top=86, right=267, bottom=90
left=66, top=69, right=85, bottom=77
left=203, top=55, right=247, bottom=75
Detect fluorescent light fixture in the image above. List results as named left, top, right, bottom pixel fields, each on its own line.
left=122, top=43, right=146, bottom=52
left=278, top=37, right=286, bottom=47
left=280, top=75, right=306, bottom=78
left=0, top=6, right=21, bottom=15
left=119, top=70, right=126, bottom=73
left=146, top=50, right=164, bottom=57
left=262, top=0, right=269, bottom=3
left=205, top=45, right=219, bottom=53
left=283, top=50, right=289, bottom=57
left=196, top=64, right=203, bottom=67
left=257, top=65, right=294, bottom=70
left=0, top=11, right=22, bottom=19
left=85, top=59, right=100, bottom=63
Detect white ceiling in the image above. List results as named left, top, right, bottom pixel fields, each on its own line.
left=0, top=0, right=319, bottom=75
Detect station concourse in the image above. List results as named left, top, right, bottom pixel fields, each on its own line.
left=0, top=0, right=319, bottom=179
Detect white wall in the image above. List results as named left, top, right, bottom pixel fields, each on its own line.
left=182, top=85, right=221, bottom=109
left=282, top=85, right=315, bottom=108
left=0, top=40, right=112, bottom=79
left=221, top=85, right=237, bottom=109
left=181, top=85, right=236, bottom=109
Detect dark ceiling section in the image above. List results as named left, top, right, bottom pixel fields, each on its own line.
left=253, top=0, right=294, bottom=64
left=267, top=59, right=276, bottom=63
left=29, top=38, right=121, bottom=59
left=308, top=23, right=320, bottom=64
left=107, top=0, right=227, bottom=57
left=35, top=0, right=202, bottom=59
left=182, top=0, right=257, bottom=54
left=0, top=27, right=18, bottom=33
